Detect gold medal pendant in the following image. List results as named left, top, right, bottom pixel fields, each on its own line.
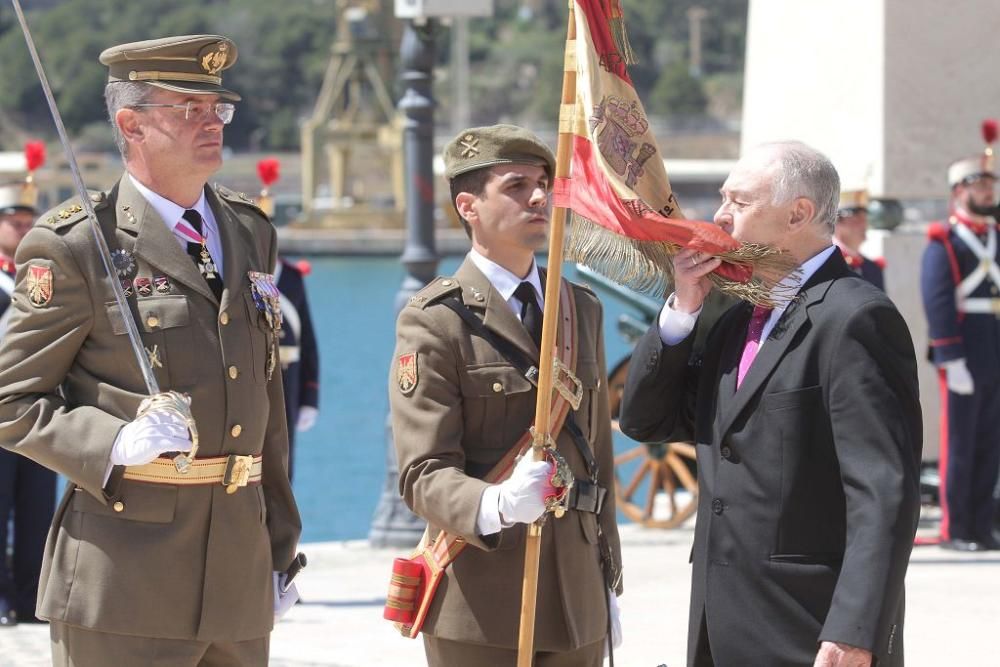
left=199, top=245, right=218, bottom=279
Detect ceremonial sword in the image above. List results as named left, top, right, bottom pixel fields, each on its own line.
left=10, top=0, right=198, bottom=471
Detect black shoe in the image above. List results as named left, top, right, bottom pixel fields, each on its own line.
left=976, top=536, right=1000, bottom=551
left=0, top=599, right=16, bottom=627
left=942, top=539, right=988, bottom=552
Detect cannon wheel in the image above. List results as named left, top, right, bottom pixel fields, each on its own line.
left=607, top=356, right=698, bottom=528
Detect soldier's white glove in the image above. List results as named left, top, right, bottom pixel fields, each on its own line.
left=944, top=358, right=974, bottom=395
left=604, top=590, right=623, bottom=657
left=296, top=406, right=318, bottom=432
left=497, top=454, right=552, bottom=526
left=110, top=409, right=193, bottom=467
left=273, top=571, right=299, bottom=621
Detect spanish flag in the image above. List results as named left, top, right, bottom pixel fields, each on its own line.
left=554, top=0, right=789, bottom=301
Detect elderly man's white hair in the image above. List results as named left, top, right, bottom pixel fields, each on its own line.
left=756, top=141, right=841, bottom=235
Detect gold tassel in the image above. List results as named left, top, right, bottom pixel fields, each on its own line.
left=564, top=214, right=800, bottom=306
left=609, top=1, right=638, bottom=66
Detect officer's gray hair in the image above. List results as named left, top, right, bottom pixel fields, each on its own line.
left=762, top=141, right=840, bottom=235
left=104, top=82, right=155, bottom=160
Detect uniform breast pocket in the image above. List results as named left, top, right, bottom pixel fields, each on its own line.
left=106, top=295, right=196, bottom=388
left=459, top=364, right=534, bottom=450
left=243, top=291, right=274, bottom=385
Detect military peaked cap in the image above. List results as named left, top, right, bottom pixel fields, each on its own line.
left=443, top=124, right=555, bottom=180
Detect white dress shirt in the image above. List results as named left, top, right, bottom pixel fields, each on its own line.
left=658, top=245, right=837, bottom=346
left=129, top=174, right=225, bottom=275
left=467, top=248, right=544, bottom=536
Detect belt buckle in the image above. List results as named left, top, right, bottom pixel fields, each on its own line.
left=552, top=358, right=583, bottom=411
left=223, top=455, right=254, bottom=494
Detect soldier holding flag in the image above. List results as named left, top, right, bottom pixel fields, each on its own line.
left=0, top=33, right=300, bottom=664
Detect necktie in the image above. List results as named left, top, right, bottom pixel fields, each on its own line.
left=181, top=209, right=224, bottom=301
left=513, top=281, right=543, bottom=348
left=737, top=305, right=773, bottom=388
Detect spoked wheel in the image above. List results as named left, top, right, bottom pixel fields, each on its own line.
left=607, top=356, right=698, bottom=528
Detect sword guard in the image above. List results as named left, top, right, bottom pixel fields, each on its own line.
left=135, top=390, right=199, bottom=473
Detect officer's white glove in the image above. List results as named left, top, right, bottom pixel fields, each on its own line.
left=110, top=409, right=193, bottom=467
left=602, top=589, right=623, bottom=657
left=497, top=454, right=553, bottom=525
left=944, top=358, right=974, bottom=395
left=273, top=571, right=299, bottom=621
left=296, top=406, right=318, bottom=432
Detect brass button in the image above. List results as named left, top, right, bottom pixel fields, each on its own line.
left=113, top=501, right=125, bottom=513
left=146, top=316, right=159, bottom=328
left=492, top=382, right=503, bottom=393
left=231, top=424, right=242, bottom=438
left=228, top=366, right=239, bottom=379
left=441, top=279, right=453, bottom=286
left=220, top=311, right=230, bottom=325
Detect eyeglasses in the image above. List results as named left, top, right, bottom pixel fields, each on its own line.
left=130, top=101, right=236, bottom=125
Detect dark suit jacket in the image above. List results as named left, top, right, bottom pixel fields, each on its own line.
left=620, top=250, right=922, bottom=667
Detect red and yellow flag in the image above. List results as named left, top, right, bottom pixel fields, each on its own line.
left=554, top=0, right=787, bottom=300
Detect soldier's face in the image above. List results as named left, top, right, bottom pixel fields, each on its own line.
left=135, top=90, right=225, bottom=176
left=957, top=176, right=997, bottom=210
left=0, top=210, right=34, bottom=256
left=465, top=164, right=551, bottom=257
left=834, top=211, right=867, bottom=250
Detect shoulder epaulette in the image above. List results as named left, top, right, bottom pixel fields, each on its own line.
left=927, top=221, right=951, bottom=242
left=39, top=191, right=109, bottom=230
left=572, top=280, right=597, bottom=298
left=215, top=183, right=267, bottom=216
left=407, top=277, right=462, bottom=309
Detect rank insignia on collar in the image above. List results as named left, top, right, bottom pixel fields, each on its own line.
left=134, top=277, right=153, bottom=298
left=397, top=352, right=418, bottom=395
left=154, top=275, right=171, bottom=294
left=111, top=249, right=136, bottom=279
left=26, top=265, right=53, bottom=307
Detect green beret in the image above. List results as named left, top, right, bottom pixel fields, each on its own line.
left=99, top=34, right=240, bottom=102
left=443, top=124, right=555, bottom=180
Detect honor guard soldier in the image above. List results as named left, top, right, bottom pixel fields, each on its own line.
left=835, top=189, right=885, bottom=289
left=275, top=257, right=319, bottom=480
left=0, top=35, right=301, bottom=664
left=389, top=125, right=623, bottom=666
left=0, top=178, right=57, bottom=627
left=921, top=124, right=1000, bottom=551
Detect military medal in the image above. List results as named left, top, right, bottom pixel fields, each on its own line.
left=111, top=249, right=136, bottom=279
left=248, top=271, right=283, bottom=380
left=121, top=278, right=133, bottom=298
left=154, top=275, right=171, bottom=294
left=134, top=277, right=152, bottom=298
left=26, top=265, right=53, bottom=307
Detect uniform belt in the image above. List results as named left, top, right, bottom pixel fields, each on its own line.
left=959, top=298, right=1000, bottom=314
left=123, top=454, right=262, bottom=493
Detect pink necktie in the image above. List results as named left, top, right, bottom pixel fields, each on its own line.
left=737, top=305, right=773, bottom=388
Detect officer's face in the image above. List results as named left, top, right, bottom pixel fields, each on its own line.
left=0, top=210, right=34, bottom=256
left=463, top=164, right=551, bottom=258
left=133, top=89, right=226, bottom=177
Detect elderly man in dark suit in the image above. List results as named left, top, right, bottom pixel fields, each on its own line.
left=621, top=141, right=922, bottom=667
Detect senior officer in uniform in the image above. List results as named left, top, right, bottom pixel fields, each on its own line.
left=621, top=142, right=922, bottom=666
left=0, top=180, right=57, bottom=627
left=0, top=35, right=301, bottom=665
left=834, top=189, right=885, bottom=290
left=921, top=150, right=1000, bottom=551
left=390, top=125, right=623, bottom=666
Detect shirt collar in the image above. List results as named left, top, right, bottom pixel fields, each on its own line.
left=468, top=248, right=544, bottom=306
left=128, top=174, right=209, bottom=234
left=771, top=245, right=836, bottom=314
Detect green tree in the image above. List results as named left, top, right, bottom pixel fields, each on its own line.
left=649, top=62, right=708, bottom=117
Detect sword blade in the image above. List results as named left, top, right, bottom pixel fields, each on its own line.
left=10, top=0, right=159, bottom=395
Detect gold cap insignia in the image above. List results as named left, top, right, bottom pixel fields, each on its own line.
left=460, top=134, right=480, bottom=158
left=397, top=352, right=418, bottom=395
left=200, top=42, right=230, bottom=75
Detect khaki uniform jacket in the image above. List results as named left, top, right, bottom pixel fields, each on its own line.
left=390, top=258, right=623, bottom=652
left=0, top=174, right=301, bottom=641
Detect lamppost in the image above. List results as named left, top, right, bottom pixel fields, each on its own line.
left=369, top=0, right=494, bottom=548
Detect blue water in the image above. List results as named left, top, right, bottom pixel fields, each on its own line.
left=293, top=256, right=645, bottom=542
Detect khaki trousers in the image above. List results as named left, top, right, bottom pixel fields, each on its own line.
left=423, top=635, right=605, bottom=667
left=50, top=621, right=269, bottom=667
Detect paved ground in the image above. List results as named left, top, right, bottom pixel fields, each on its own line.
left=1, top=521, right=997, bottom=666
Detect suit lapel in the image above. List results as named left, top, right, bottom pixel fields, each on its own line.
left=125, top=176, right=216, bottom=303
left=716, top=250, right=848, bottom=437
left=206, top=186, right=253, bottom=312
left=455, top=258, right=539, bottom=362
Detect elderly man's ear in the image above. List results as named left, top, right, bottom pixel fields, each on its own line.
left=788, top=197, right=817, bottom=231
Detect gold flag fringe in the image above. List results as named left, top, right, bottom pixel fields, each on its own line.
left=565, top=214, right=800, bottom=307
left=609, top=17, right=638, bottom=66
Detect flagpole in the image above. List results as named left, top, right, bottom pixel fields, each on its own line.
left=516, top=3, right=576, bottom=665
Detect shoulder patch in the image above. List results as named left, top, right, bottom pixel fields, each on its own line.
left=407, top=277, right=462, bottom=309
left=215, top=183, right=268, bottom=216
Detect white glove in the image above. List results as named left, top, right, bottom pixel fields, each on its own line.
left=604, top=590, right=623, bottom=657
left=110, top=409, right=193, bottom=467
left=273, top=571, right=300, bottom=621
left=944, top=358, right=974, bottom=395
left=296, top=406, right=318, bottom=432
left=497, top=454, right=552, bottom=525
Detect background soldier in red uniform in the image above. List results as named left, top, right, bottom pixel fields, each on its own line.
left=834, top=189, right=885, bottom=289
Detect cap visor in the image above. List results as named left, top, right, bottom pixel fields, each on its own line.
left=147, top=80, right=241, bottom=102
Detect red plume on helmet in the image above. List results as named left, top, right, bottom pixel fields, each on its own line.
left=24, top=141, right=46, bottom=172
left=257, top=158, right=280, bottom=187
left=982, top=119, right=998, bottom=146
